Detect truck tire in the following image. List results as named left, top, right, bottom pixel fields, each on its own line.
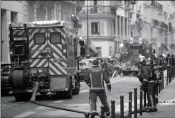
left=14, top=93, right=32, bottom=101
left=66, top=85, right=72, bottom=99
left=65, top=79, right=73, bottom=99
left=11, top=70, right=25, bottom=89
left=73, top=82, right=80, bottom=95
left=1, top=90, right=10, bottom=96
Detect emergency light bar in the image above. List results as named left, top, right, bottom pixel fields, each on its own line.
left=10, top=22, right=24, bottom=27
left=32, top=20, right=62, bottom=25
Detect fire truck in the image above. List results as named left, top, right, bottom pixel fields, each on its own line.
left=119, top=36, right=151, bottom=75
left=5, top=16, right=85, bottom=101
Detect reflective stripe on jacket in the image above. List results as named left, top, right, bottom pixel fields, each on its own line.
left=84, top=67, right=111, bottom=92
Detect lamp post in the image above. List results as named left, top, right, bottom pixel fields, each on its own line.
left=130, top=1, right=136, bottom=37
left=86, top=1, right=89, bottom=57
left=113, top=2, right=121, bottom=58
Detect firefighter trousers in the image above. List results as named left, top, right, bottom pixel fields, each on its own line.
left=89, top=90, right=110, bottom=113
left=147, top=82, right=157, bottom=108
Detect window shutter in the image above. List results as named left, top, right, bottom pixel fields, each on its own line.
left=112, top=22, right=114, bottom=36
left=107, top=22, right=110, bottom=36
left=100, top=22, right=104, bottom=36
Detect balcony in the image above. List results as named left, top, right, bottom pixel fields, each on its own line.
left=78, top=6, right=116, bottom=19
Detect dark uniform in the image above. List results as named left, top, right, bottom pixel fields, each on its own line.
left=138, top=59, right=157, bottom=112
left=84, top=59, right=111, bottom=116
left=101, top=62, right=110, bottom=77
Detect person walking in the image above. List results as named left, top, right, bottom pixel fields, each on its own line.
left=84, top=59, right=111, bottom=117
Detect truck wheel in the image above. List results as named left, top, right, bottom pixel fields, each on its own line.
left=1, top=90, right=10, bottom=96
left=65, top=79, right=73, bottom=99
left=73, top=82, right=80, bottom=95
left=73, top=87, right=80, bottom=95
left=14, top=93, right=22, bottom=101
left=11, top=70, right=25, bottom=89
left=66, top=87, right=72, bottom=99
left=14, top=93, right=32, bottom=101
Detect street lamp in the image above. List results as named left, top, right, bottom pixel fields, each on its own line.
left=119, top=43, right=124, bottom=48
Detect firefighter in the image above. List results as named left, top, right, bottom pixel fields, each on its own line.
left=137, top=57, right=157, bottom=112
left=145, top=58, right=158, bottom=112
left=84, top=59, right=111, bottom=117
left=101, top=59, right=110, bottom=77
left=137, top=58, right=150, bottom=105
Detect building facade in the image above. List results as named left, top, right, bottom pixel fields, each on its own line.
left=131, top=1, right=175, bottom=54
left=1, top=1, right=28, bottom=62
left=78, top=1, right=131, bottom=58
left=27, top=1, right=83, bottom=22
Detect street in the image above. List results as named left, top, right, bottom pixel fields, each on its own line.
left=1, top=76, right=140, bottom=118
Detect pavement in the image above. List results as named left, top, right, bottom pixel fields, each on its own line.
left=1, top=75, right=141, bottom=118
left=137, top=77, right=175, bottom=118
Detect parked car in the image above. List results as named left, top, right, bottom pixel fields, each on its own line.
left=79, top=58, right=96, bottom=81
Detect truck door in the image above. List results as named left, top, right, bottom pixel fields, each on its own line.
left=29, top=28, right=48, bottom=72
left=47, top=27, right=67, bottom=76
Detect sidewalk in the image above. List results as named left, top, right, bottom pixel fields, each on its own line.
left=138, top=78, right=175, bottom=118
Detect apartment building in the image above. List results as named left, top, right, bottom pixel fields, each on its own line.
left=27, top=1, right=83, bottom=22
left=131, top=1, right=175, bottom=54
left=78, top=1, right=128, bottom=57
left=1, top=1, right=28, bottom=62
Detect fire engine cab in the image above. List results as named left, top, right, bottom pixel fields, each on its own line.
left=8, top=16, right=85, bottom=101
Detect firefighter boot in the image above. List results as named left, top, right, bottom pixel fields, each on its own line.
left=146, top=94, right=157, bottom=112
left=30, top=81, right=39, bottom=102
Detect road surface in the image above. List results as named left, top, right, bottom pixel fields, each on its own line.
left=1, top=76, right=141, bottom=118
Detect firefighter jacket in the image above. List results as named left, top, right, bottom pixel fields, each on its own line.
left=101, top=63, right=109, bottom=76
left=84, top=66, right=111, bottom=92
left=140, top=65, right=152, bottom=83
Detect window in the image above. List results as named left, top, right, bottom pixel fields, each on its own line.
left=50, top=32, right=61, bottom=44
left=96, top=47, right=101, bottom=57
left=91, top=22, right=100, bottom=34
left=14, top=45, right=25, bottom=55
left=34, top=33, right=45, bottom=44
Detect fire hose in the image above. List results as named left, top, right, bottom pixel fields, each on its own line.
left=29, top=81, right=101, bottom=118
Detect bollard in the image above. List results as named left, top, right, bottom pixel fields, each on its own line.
left=155, top=83, right=159, bottom=104
left=134, top=88, right=137, bottom=118
left=143, top=88, right=147, bottom=108
left=128, top=92, right=132, bottom=118
left=162, top=73, right=164, bottom=89
left=111, top=100, right=115, bottom=118
left=100, top=105, right=105, bottom=118
left=120, top=96, right=124, bottom=118
left=158, top=81, right=161, bottom=93
left=140, top=86, right=143, bottom=116
left=84, top=112, right=90, bottom=118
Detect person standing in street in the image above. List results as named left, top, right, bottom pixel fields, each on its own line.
left=146, top=58, right=158, bottom=112
left=84, top=59, right=111, bottom=117
left=137, top=57, right=157, bottom=112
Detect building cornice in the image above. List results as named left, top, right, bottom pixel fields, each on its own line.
left=84, top=36, right=116, bottom=41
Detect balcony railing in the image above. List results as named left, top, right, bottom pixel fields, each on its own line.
left=78, top=6, right=116, bottom=18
